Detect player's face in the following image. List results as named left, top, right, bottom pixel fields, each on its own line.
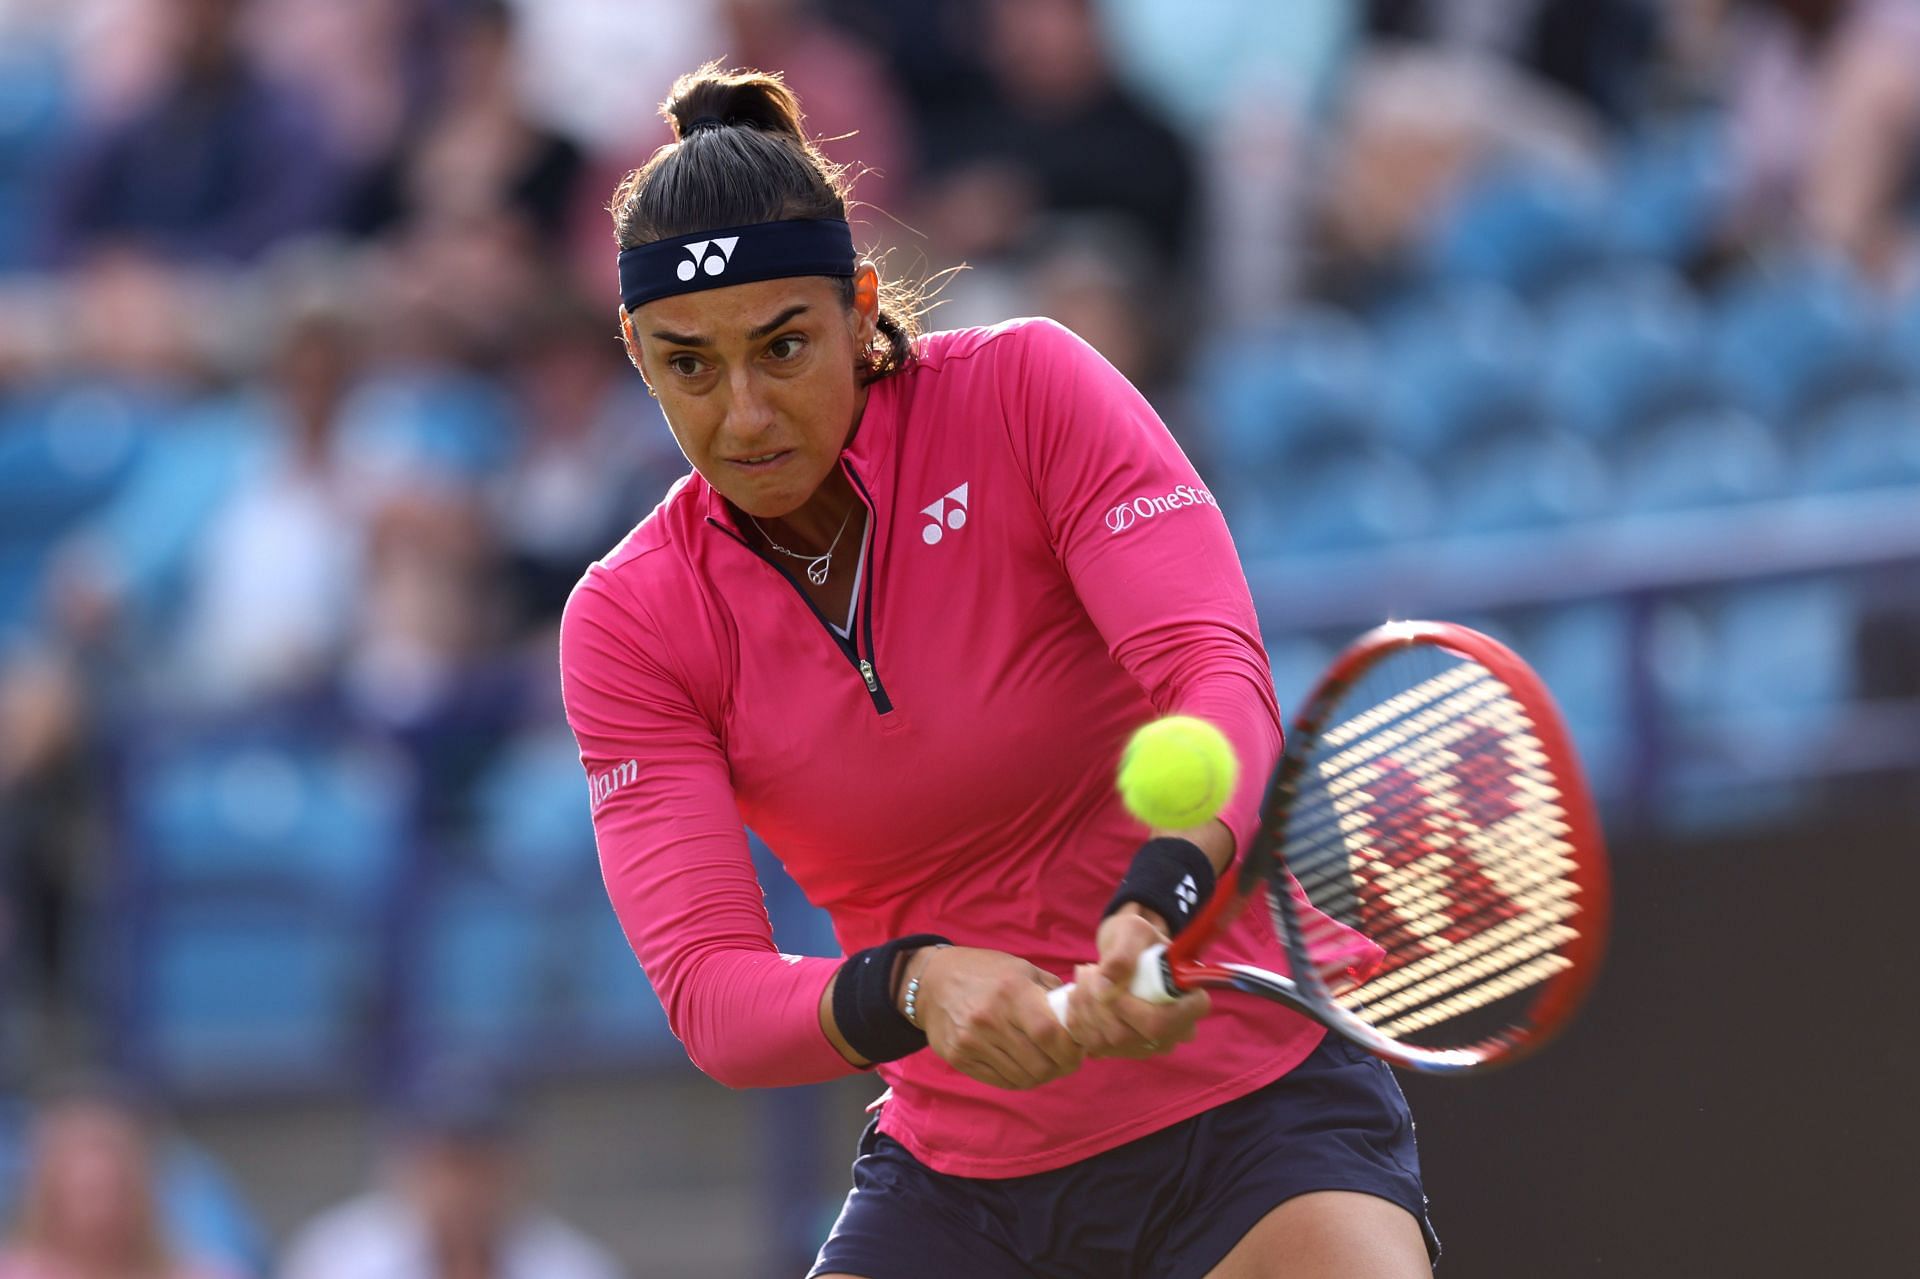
left=626, top=270, right=879, bottom=521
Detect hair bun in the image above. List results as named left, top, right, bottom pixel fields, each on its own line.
left=664, top=62, right=806, bottom=144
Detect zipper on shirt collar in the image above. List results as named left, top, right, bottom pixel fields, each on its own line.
left=706, top=458, right=893, bottom=715
left=841, top=460, right=890, bottom=711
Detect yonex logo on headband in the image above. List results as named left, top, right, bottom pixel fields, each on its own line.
left=618, top=219, right=856, bottom=312
left=678, top=237, right=740, bottom=281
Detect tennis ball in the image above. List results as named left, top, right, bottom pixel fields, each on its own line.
left=1117, top=716, right=1239, bottom=830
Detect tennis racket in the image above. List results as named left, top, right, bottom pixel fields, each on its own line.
left=1048, top=620, right=1609, bottom=1074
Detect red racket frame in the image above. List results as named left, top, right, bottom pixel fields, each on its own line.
left=1159, top=620, right=1611, bottom=1071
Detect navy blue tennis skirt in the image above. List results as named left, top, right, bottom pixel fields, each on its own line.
left=809, top=1033, right=1440, bottom=1278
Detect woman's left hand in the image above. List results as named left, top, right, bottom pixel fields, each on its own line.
left=1059, top=906, right=1210, bottom=1059
left=910, top=946, right=1086, bottom=1090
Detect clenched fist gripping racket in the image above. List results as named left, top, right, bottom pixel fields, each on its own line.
left=1050, top=621, right=1609, bottom=1074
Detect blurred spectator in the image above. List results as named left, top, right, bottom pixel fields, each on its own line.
left=1097, top=0, right=1355, bottom=127
left=53, top=252, right=215, bottom=384
left=344, top=488, right=509, bottom=727
left=42, top=0, right=347, bottom=266
left=0, top=649, right=98, bottom=1069
left=1094, top=0, right=1357, bottom=319
left=339, top=485, right=542, bottom=842
left=1308, top=43, right=1605, bottom=307
left=500, top=0, right=722, bottom=154
left=244, top=0, right=425, bottom=176
left=0, top=4, right=69, bottom=275
left=359, top=202, right=551, bottom=368
left=277, top=1067, right=623, bottom=1279
left=1364, top=0, right=1662, bottom=125
left=1710, top=0, right=1920, bottom=288
left=23, top=263, right=282, bottom=711
left=718, top=0, right=915, bottom=231
left=345, top=0, right=586, bottom=251
left=914, top=0, right=1198, bottom=275
left=167, top=305, right=368, bottom=709
left=816, top=0, right=990, bottom=128
left=0, top=1090, right=237, bottom=1279
left=489, top=296, right=686, bottom=629
left=1022, top=217, right=1169, bottom=398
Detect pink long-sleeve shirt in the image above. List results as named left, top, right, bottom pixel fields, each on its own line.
left=559, top=318, right=1327, bottom=1177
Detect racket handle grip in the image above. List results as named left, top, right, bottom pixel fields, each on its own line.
left=1045, top=943, right=1176, bottom=1024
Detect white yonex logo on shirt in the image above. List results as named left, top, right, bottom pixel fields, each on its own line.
left=1105, top=483, right=1218, bottom=535
left=921, top=482, right=970, bottom=544
left=1175, top=873, right=1198, bottom=916
left=588, top=759, right=639, bottom=808
left=676, top=236, right=740, bottom=281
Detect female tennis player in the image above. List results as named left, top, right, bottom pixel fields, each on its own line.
left=560, top=64, right=1438, bottom=1277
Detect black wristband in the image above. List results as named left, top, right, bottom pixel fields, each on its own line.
left=832, top=933, right=952, bottom=1065
left=1103, top=837, right=1216, bottom=936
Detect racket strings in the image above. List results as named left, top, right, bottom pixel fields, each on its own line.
left=1291, top=664, right=1558, bottom=876
left=1281, top=657, right=1588, bottom=1047
left=1277, top=678, right=1543, bottom=865
left=1317, top=842, right=1575, bottom=958
left=1290, top=740, right=1573, bottom=906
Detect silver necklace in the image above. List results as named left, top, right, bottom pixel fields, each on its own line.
left=750, top=502, right=858, bottom=586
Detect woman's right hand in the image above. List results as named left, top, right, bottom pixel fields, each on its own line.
left=904, top=946, right=1084, bottom=1090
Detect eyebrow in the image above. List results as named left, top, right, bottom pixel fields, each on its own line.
left=650, top=304, right=812, bottom=348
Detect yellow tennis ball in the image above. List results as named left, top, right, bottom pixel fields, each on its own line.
left=1117, top=716, right=1239, bottom=830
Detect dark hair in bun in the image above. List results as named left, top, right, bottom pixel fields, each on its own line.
left=610, top=62, right=920, bottom=382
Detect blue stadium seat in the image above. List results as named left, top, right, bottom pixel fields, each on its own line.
left=1191, top=309, right=1377, bottom=470
left=1613, top=406, right=1784, bottom=513
left=1652, top=580, right=1856, bottom=729
left=1513, top=602, right=1633, bottom=799
left=0, top=37, right=68, bottom=270
left=1377, top=286, right=1546, bottom=460
left=0, top=383, right=152, bottom=540
left=334, top=369, right=517, bottom=485
left=1710, top=255, right=1898, bottom=424
left=415, top=868, right=685, bottom=1065
left=1424, top=162, right=1612, bottom=296
left=1215, top=478, right=1288, bottom=562
left=82, top=391, right=273, bottom=629
left=1789, top=391, right=1920, bottom=494
left=1605, top=117, right=1734, bottom=266
left=131, top=734, right=409, bottom=904
left=1266, top=632, right=1339, bottom=722
left=566, top=894, right=682, bottom=1061
left=1218, top=442, right=1434, bottom=558
left=1431, top=424, right=1609, bottom=536
left=418, top=876, right=547, bottom=1053
left=413, top=835, right=812, bottom=1067
left=474, top=729, right=597, bottom=895
left=0, top=386, right=257, bottom=638
left=145, top=900, right=371, bottom=1087
left=1648, top=580, right=1859, bottom=829
left=0, top=542, right=41, bottom=636
left=1892, top=290, right=1920, bottom=381
left=1541, top=267, right=1717, bottom=444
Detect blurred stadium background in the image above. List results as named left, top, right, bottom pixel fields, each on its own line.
left=0, top=0, right=1914, bottom=1274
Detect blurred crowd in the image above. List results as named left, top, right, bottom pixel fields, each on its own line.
left=1, top=0, right=1918, bottom=1272
left=0, top=1070, right=627, bottom=1279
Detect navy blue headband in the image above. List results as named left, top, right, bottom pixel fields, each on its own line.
left=617, top=219, right=856, bottom=313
